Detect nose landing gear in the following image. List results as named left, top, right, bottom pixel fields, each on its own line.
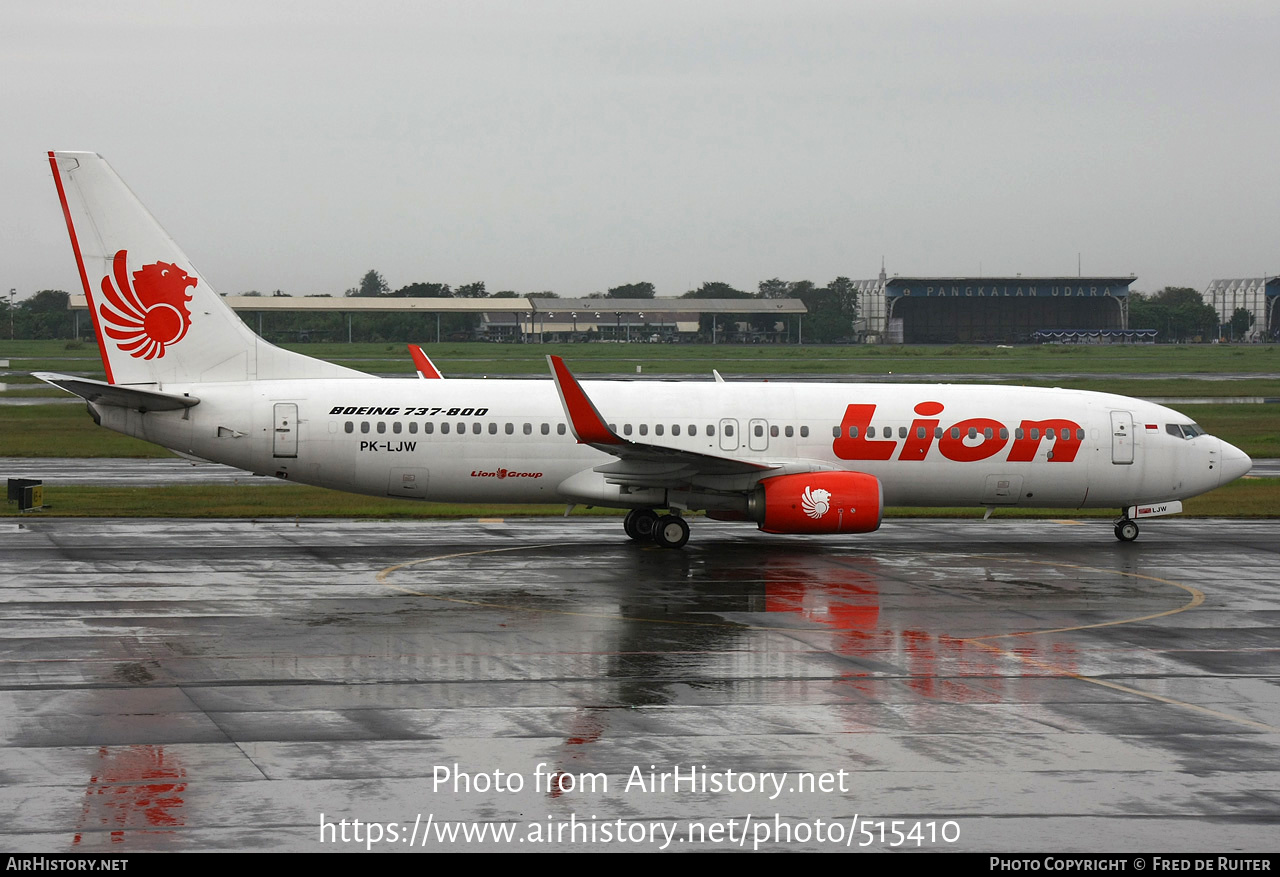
left=1114, top=517, right=1139, bottom=542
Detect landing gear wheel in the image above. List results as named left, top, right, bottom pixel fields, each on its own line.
left=624, top=509, right=659, bottom=542
left=1114, top=519, right=1139, bottom=542
left=652, top=514, right=690, bottom=549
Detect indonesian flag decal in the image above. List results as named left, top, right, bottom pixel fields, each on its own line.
left=98, top=249, right=197, bottom=360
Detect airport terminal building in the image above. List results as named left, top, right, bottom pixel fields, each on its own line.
left=853, top=274, right=1136, bottom=343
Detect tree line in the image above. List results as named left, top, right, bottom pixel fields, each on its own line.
left=1, top=279, right=1261, bottom=344
left=1126, top=287, right=1245, bottom=342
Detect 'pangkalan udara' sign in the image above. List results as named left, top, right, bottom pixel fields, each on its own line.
left=886, top=279, right=1132, bottom=299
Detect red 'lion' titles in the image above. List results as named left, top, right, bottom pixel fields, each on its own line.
left=833, top=402, right=1082, bottom=464
left=98, top=249, right=197, bottom=360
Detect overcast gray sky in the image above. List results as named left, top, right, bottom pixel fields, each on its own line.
left=3, top=0, right=1277, bottom=301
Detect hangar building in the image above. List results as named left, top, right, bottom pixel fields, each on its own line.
left=853, top=273, right=1135, bottom=343
left=1203, top=277, right=1279, bottom=341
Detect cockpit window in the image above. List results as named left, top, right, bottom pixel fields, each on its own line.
left=1165, top=423, right=1206, bottom=440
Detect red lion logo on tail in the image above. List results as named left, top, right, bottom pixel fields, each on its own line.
left=98, top=249, right=197, bottom=360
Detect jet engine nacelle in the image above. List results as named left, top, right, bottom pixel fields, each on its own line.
left=749, top=471, right=883, bottom=534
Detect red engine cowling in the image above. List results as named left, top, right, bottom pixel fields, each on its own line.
left=750, top=472, right=883, bottom=534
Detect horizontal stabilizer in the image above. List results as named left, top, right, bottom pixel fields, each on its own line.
left=33, top=372, right=199, bottom=411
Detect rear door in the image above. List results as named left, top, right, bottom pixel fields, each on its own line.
left=273, top=403, right=298, bottom=458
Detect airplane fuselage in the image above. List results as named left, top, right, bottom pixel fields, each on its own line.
left=45, top=150, right=1251, bottom=547
left=97, top=377, right=1235, bottom=512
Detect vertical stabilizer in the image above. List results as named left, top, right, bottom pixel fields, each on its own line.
left=48, top=151, right=366, bottom=385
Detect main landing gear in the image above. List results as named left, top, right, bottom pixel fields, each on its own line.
left=1114, top=516, right=1139, bottom=542
left=623, top=509, right=690, bottom=549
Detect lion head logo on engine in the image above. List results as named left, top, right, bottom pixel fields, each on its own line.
left=801, top=486, right=832, bottom=520
left=98, top=249, right=197, bottom=360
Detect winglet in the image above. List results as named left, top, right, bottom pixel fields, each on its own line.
left=712, top=369, right=725, bottom=383
left=547, top=356, right=623, bottom=445
left=408, top=344, right=444, bottom=379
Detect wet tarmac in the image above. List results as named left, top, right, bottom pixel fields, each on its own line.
left=1, top=517, right=1277, bottom=852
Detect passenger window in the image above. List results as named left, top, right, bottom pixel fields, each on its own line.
left=639, top=424, right=648, bottom=436
left=377, top=422, right=386, bottom=434
left=344, top=421, right=353, bottom=434
left=393, top=422, right=402, bottom=434
left=999, top=428, right=1008, bottom=440
left=1030, top=429, right=1040, bottom=440
left=867, top=426, right=876, bottom=438
left=558, top=423, right=566, bottom=435
left=899, top=426, right=907, bottom=439
left=916, top=426, right=925, bottom=439
left=458, top=422, right=466, bottom=433
left=505, top=422, right=514, bottom=435
left=1015, top=428, right=1024, bottom=439
left=950, top=427, right=960, bottom=439
left=441, top=422, right=450, bottom=435
left=784, top=425, right=793, bottom=437
left=523, top=423, right=532, bottom=435
left=1076, top=429, right=1084, bottom=441
left=409, top=422, right=418, bottom=434
left=967, top=427, right=976, bottom=439
left=934, top=427, right=942, bottom=439
left=771, top=425, right=779, bottom=438
left=472, top=423, right=480, bottom=434
left=754, top=425, right=764, bottom=438
left=708, top=425, right=716, bottom=437
left=832, top=426, right=841, bottom=438
left=725, top=424, right=734, bottom=437
left=623, top=424, right=633, bottom=436
left=800, top=426, right=808, bottom=438
left=655, top=424, right=664, bottom=436
left=488, top=423, right=497, bottom=435
left=360, top=422, right=370, bottom=434
left=425, top=422, right=434, bottom=434
left=848, top=426, right=859, bottom=438
left=673, top=425, right=682, bottom=436
left=541, top=423, right=550, bottom=435
left=689, top=424, right=697, bottom=436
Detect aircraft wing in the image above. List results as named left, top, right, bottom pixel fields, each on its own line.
left=548, top=355, right=820, bottom=490
left=33, top=372, right=199, bottom=411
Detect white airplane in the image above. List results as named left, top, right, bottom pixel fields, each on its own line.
left=38, top=151, right=1252, bottom=548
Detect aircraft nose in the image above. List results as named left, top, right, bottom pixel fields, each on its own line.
left=1219, top=439, right=1252, bottom=486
